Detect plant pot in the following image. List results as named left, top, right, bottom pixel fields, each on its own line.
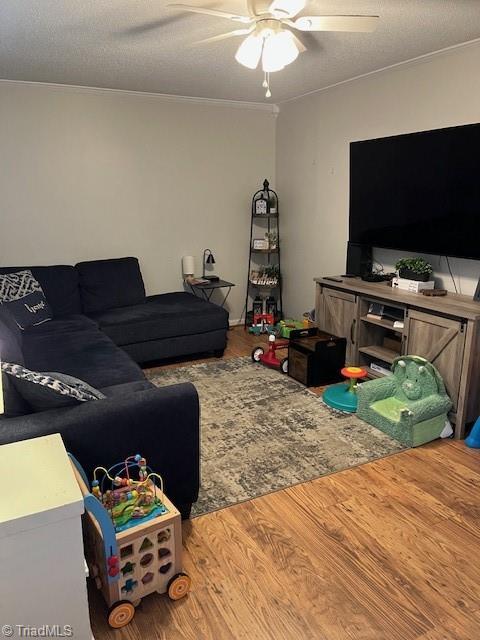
left=398, top=267, right=431, bottom=282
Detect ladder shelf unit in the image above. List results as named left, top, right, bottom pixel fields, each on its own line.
left=245, top=179, right=283, bottom=327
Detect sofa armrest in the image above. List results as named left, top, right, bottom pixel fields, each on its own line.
left=357, top=376, right=398, bottom=408
left=0, top=383, right=200, bottom=511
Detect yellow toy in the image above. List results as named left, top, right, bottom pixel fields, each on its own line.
left=70, top=454, right=190, bottom=629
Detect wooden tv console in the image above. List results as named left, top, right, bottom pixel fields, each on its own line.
left=314, top=276, right=480, bottom=438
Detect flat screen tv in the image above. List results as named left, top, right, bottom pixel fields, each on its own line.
left=349, top=123, right=480, bottom=260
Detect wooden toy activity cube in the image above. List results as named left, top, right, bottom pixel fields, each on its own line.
left=70, top=454, right=190, bottom=629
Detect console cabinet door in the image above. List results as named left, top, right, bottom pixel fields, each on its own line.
left=405, top=309, right=465, bottom=412
left=317, top=287, right=358, bottom=364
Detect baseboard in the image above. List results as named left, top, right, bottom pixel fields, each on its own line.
left=229, top=318, right=243, bottom=327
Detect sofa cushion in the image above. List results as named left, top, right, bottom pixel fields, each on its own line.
left=0, top=266, right=82, bottom=317
left=0, top=307, right=24, bottom=365
left=76, top=257, right=146, bottom=313
left=88, top=292, right=229, bottom=346
left=3, top=363, right=106, bottom=412
left=0, top=308, right=30, bottom=417
left=100, top=380, right=154, bottom=397
left=22, top=325, right=145, bottom=389
left=23, top=315, right=98, bottom=337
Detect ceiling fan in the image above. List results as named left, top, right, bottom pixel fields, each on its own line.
left=167, top=0, right=379, bottom=97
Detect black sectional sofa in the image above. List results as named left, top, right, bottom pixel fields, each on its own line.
left=0, top=257, right=230, bottom=517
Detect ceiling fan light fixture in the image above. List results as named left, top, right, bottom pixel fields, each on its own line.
left=235, top=33, right=263, bottom=69
left=261, top=30, right=299, bottom=73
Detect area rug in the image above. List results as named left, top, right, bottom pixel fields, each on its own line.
left=148, top=357, right=407, bottom=517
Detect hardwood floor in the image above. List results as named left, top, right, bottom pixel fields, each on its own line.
left=90, top=327, right=480, bottom=639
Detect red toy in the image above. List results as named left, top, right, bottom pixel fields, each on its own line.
left=248, top=312, right=275, bottom=335
left=251, top=333, right=289, bottom=374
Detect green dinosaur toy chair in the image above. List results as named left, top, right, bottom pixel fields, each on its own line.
left=356, top=355, right=452, bottom=447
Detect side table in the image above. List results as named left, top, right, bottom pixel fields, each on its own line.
left=189, top=279, right=235, bottom=308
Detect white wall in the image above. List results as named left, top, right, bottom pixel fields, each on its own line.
left=0, top=82, right=276, bottom=322
left=276, top=42, right=480, bottom=318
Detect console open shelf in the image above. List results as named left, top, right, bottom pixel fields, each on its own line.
left=358, top=345, right=399, bottom=364
left=360, top=315, right=397, bottom=330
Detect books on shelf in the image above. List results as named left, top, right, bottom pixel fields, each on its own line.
left=367, top=303, right=404, bottom=325
left=370, top=362, right=391, bottom=376
left=186, top=277, right=209, bottom=285
left=367, top=302, right=384, bottom=320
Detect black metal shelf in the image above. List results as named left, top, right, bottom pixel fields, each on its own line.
left=245, top=179, right=283, bottom=327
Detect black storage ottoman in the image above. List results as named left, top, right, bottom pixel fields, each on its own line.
left=288, top=329, right=346, bottom=387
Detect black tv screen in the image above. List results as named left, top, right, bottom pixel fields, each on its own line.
left=349, top=123, right=480, bottom=260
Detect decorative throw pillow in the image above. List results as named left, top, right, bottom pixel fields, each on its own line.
left=1, top=362, right=106, bottom=412
left=0, top=270, right=52, bottom=329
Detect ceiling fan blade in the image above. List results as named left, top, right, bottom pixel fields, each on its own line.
left=193, top=28, right=254, bottom=45
left=166, top=4, right=253, bottom=24
left=269, top=0, right=306, bottom=18
left=291, top=32, right=306, bottom=53
left=290, top=15, right=379, bottom=32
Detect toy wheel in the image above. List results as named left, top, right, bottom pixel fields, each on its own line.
left=107, top=600, right=135, bottom=629
left=251, top=347, right=264, bottom=362
left=280, top=357, right=289, bottom=374
left=167, top=573, right=191, bottom=601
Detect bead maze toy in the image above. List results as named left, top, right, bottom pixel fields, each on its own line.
left=322, top=366, right=368, bottom=412
left=70, top=453, right=190, bottom=629
left=91, top=454, right=166, bottom=532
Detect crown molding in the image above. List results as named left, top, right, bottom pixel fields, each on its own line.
left=0, top=79, right=279, bottom=114
left=280, top=37, right=480, bottom=104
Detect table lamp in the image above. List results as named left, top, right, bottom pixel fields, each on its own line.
left=202, top=249, right=219, bottom=281
left=182, top=256, right=195, bottom=279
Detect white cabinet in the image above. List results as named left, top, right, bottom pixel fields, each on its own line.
left=0, top=434, right=93, bottom=639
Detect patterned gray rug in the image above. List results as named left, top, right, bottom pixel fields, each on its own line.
left=148, top=357, right=407, bottom=517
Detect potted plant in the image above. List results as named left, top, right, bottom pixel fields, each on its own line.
left=395, top=258, right=433, bottom=282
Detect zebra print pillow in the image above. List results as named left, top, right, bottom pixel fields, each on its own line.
left=1, top=362, right=105, bottom=411
left=0, top=270, right=52, bottom=329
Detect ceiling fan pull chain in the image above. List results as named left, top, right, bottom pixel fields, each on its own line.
left=265, top=72, right=272, bottom=98
left=262, top=71, right=268, bottom=88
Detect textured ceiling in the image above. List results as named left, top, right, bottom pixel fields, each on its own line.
left=1, top=1, right=479, bottom=103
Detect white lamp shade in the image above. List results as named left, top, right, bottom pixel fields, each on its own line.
left=262, top=30, right=299, bottom=72
left=235, top=34, right=263, bottom=69
left=182, top=255, right=195, bottom=277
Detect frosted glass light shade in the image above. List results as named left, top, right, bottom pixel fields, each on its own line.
left=262, top=31, right=299, bottom=72
left=235, top=34, right=263, bottom=69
